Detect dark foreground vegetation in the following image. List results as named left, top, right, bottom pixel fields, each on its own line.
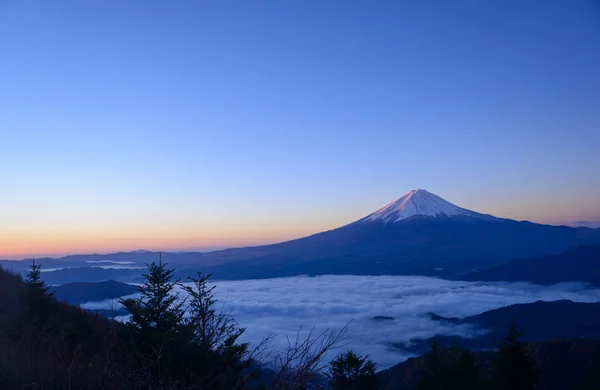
left=2, top=259, right=600, bottom=389
left=378, top=333, right=600, bottom=390
left=0, top=260, right=375, bottom=389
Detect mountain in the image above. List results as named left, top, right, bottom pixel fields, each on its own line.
left=39, top=267, right=143, bottom=285
left=360, top=189, right=495, bottom=222
left=52, top=280, right=138, bottom=305
left=405, top=300, right=600, bottom=353
left=378, top=339, right=600, bottom=390
left=462, top=245, right=600, bottom=285
left=4, top=190, right=600, bottom=282
left=179, top=189, right=600, bottom=279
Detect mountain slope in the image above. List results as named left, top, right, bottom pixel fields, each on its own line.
left=4, top=190, right=600, bottom=282
left=40, top=267, right=143, bottom=285
left=378, top=339, right=600, bottom=390
left=407, top=300, right=600, bottom=353
left=52, top=280, right=138, bottom=305
left=361, top=189, right=494, bottom=222
left=462, top=245, right=600, bottom=285
left=188, top=191, right=600, bottom=279
left=193, top=216, right=600, bottom=279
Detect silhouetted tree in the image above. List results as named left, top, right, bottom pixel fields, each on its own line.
left=120, top=258, right=257, bottom=388
left=181, top=272, right=257, bottom=387
left=328, top=350, right=378, bottom=390
left=418, top=341, right=482, bottom=390
left=418, top=340, right=444, bottom=390
left=492, top=320, right=539, bottom=390
left=454, top=349, right=482, bottom=390
left=182, top=272, right=244, bottom=351
left=120, top=256, right=184, bottom=335
left=119, top=255, right=186, bottom=383
left=20, top=260, right=54, bottom=321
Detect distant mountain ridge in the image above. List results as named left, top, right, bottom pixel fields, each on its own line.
left=405, top=299, right=600, bottom=353
left=381, top=300, right=600, bottom=390
left=3, top=190, right=600, bottom=282
left=462, top=245, right=600, bottom=285
left=53, top=280, right=138, bottom=305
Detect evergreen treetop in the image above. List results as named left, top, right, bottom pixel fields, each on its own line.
left=492, top=320, right=539, bottom=390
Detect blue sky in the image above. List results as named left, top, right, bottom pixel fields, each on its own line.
left=1, top=1, right=599, bottom=257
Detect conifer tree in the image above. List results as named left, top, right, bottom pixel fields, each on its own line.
left=418, top=340, right=444, bottom=390
left=119, top=255, right=185, bottom=335
left=328, top=350, right=378, bottom=390
left=119, top=258, right=254, bottom=388
left=181, top=273, right=246, bottom=349
left=418, top=342, right=482, bottom=390
left=21, top=260, right=54, bottom=320
left=119, top=255, right=186, bottom=383
left=455, top=349, right=481, bottom=390
left=492, top=320, right=539, bottom=390
left=181, top=272, right=257, bottom=387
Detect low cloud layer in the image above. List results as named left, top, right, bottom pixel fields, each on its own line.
left=81, top=275, right=600, bottom=369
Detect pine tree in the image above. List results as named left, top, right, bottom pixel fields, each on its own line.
left=181, top=272, right=254, bottom=387
left=181, top=272, right=244, bottom=350
left=328, top=350, right=378, bottom=390
left=418, top=340, right=444, bottom=390
left=20, top=260, right=54, bottom=320
left=118, top=255, right=186, bottom=382
left=418, top=342, right=482, bottom=390
left=119, top=255, right=185, bottom=335
left=492, top=320, right=539, bottom=390
left=455, top=349, right=481, bottom=390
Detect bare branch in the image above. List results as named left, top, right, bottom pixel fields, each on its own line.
left=270, top=322, right=350, bottom=390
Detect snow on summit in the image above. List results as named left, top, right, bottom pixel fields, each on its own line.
left=364, top=189, right=484, bottom=223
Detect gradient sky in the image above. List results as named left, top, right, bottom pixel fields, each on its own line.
left=1, top=1, right=599, bottom=259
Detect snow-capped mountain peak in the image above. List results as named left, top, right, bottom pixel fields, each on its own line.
left=363, top=189, right=484, bottom=223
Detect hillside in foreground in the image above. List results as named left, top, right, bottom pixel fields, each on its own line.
left=0, top=265, right=264, bottom=389
left=4, top=260, right=600, bottom=390
left=378, top=339, right=600, bottom=390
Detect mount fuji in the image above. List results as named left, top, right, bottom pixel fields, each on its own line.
left=360, top=189, right=495, bottom=222
left=169, top=189, right=600, bottom=280
left=6, top=190, right=600, bottom=282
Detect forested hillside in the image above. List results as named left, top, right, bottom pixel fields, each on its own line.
left=0, top=262, right=375, bottom=389
left=3, top=261, right=600, bottom=389
left=378, top=339, right=600, bottom=390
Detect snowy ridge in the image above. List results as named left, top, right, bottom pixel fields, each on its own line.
left=364, top=189, right=486, bottom=223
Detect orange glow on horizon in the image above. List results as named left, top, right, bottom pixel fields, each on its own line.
left=0, top=225, right=323, bottom=260
left=2, top=213, right=598, bottom=259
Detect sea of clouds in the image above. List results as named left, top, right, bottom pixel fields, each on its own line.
left=80, top=275, right=600, bottom=369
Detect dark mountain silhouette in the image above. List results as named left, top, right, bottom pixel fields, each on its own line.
left=52, top=280, right=138, bottom=305
left=3, top=190, right=600, bottom=282
left=40, top=267, right=143, bottom=285
left=462, top=245, right=600, bottom=285
left=378, top=339, right=600, bottom=390
left=406, top=300, right=600, bottom=353
left=193, top=217, right=600, bottom=280
left=177, top=191, right=600, bottom=279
